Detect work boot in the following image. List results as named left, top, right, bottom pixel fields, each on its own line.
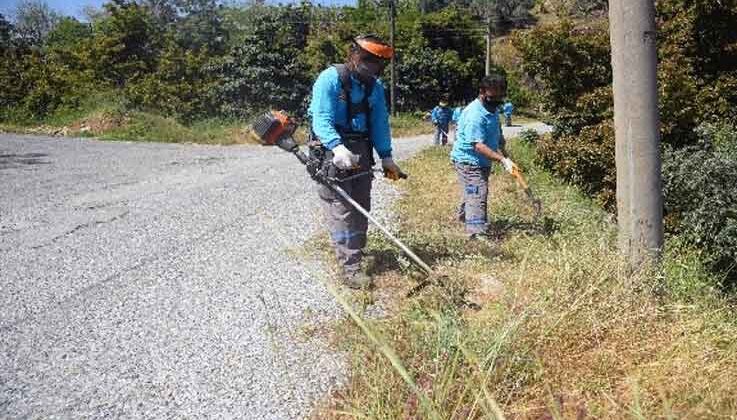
left=342, top=270, right=373, bottom=290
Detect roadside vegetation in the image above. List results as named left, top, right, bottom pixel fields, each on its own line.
left=317, top=137, right=737, bottom=419
left=0, top=95, right=432, bottom=143
left=0, top=0, right=526, bottom=143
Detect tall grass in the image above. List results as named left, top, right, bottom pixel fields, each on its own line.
left=317, top=140, right=737, bottom=419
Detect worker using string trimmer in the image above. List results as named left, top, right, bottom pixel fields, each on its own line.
left=307, top=34, right=405, bottom=289
left=451, top=73, right=518, bottom=242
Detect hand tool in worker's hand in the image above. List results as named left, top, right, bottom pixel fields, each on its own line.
left=509, top=163, right=543, bottom=217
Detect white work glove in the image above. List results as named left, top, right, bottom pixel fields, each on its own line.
left=332, top=144, right=359, bottom=170
left=501, top=157, right=516, bottom=174
left=381, top=157, right=406, bottom=180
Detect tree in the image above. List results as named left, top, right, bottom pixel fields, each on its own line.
left=213, top=6, right=311, bottom=118
left=0, top=14, right=13, bottom=47
left=540, top=0, right=607, bottom=18
left=465, top=0, right=535, bottom=33
left=396, top=43, right=479, bottom=110
left=125, top=35, right=218, bottom=120
left=511, top=21, right=611, bottom=114
left=87, top=0, right=162, bottom=88
left=45, top=17, right=91, bottom=50
left=416, top=6, right=485, bottom=62
left=0, top=14, right=26, bottom=117
left=137, top=0, right=177, bottom=24
left=170, top=0, right=228, bottom=53
left=12, top=0, right=61, bottom=46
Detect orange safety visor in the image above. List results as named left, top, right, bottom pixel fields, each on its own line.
left=356, top=38, right=394, bottom=59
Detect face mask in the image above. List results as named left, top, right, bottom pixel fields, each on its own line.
left=355, top=62, right=378, bottom=83
left=483, top=97, right=502, bottom=110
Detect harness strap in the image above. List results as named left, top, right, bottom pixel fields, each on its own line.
left=334, top=64, right=374, bottom=132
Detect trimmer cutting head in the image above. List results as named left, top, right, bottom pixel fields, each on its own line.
left=251, top=111, right=299, bottom=152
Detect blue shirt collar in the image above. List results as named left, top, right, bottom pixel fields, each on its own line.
left=473, top=98, right=494, bottom=116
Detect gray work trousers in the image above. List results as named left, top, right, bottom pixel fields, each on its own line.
left=454, top=161, right=491, bottom=235
left=434, top=123, right=449, bottom=145
left=317, top=141, right=373, bottom=274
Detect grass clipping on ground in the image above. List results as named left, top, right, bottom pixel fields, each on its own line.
left=319, top=141, right=737, bottom=419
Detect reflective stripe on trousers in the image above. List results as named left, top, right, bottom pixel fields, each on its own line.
left=454, top=161, right=491, bottom=235
left=317, top=140, right=372, bottom=274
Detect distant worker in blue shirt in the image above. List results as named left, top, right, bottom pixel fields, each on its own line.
left=450, top=105, right=463, bottom=144
left=502, top=100, right=514, bottom=127
left=308, top=34, right=405, bottom=289
left=451, top=74, right=517, bottom=241
left=431, top=99, right=452, bottom=146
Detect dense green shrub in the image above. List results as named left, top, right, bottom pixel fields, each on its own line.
left=124, top=40, right=218, bottom=122
left=0, top=1, right=500, bottom=122
left=662, top=123, right=737, bottom=286
left=510, top=20, right=611, bottom=114
left=0, top=17, right=27, bottom=118
left=517, top=128, right=539, bottom=144
left=211, top=6, right=311, bottom=118
left=536, top=119, right=616, bottom=207
left=395, top=6, right=485, bottom=110
left=86, top=1, right=162, bottom=89
left=396, top=44, right=480, bottom=111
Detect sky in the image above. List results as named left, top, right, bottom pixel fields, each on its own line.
left=0, top=0, right=355, bottom=20
left=0, top=0, right=106, bottom=19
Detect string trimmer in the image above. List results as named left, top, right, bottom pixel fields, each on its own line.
left=251, top=111, right=431, bottom=275
left=509, top=164, right=542, bottom=217
left=251, top=111, right=478, bottom=308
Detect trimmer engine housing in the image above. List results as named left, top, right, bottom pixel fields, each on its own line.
left=251, top=111, right=299, bottom=152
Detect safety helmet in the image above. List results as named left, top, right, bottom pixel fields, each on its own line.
left=354, top=34, right=394, bottom=60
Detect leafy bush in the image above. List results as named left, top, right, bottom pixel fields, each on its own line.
left=517, top=128, right=539, bottom=144
left=0, top=44, right=29, bottom=119
left=87, top=1, right=162, bottom=89
left=211, top=6, right=312, bottom=118
left=662, top=123, right=737, bottom=285
left=124, top=41, right=218, bottom=122
left=510, top=20, right=611, bottom=114
left=396, top=44, right=480, bottom=111
left=542, top=0, right=608, bottom=17
left=536, top=119, right=616, bottom=208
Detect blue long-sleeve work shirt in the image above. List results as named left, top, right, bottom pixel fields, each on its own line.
left=431, top=106, right=452, bottom=126
left=308, top=66, right=393, bottom=159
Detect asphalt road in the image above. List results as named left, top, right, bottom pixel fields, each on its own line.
left=0, top=122, right=549, bottom=419
left=0, top=132, right=432, bottom=419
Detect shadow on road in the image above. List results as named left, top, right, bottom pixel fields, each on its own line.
left=0, top=152, right=51, bottom=169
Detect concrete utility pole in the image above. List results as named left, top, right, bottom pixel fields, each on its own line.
left=389, top=0, right=397, bottom=116
left=609, top=0, right=663, bottom=268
